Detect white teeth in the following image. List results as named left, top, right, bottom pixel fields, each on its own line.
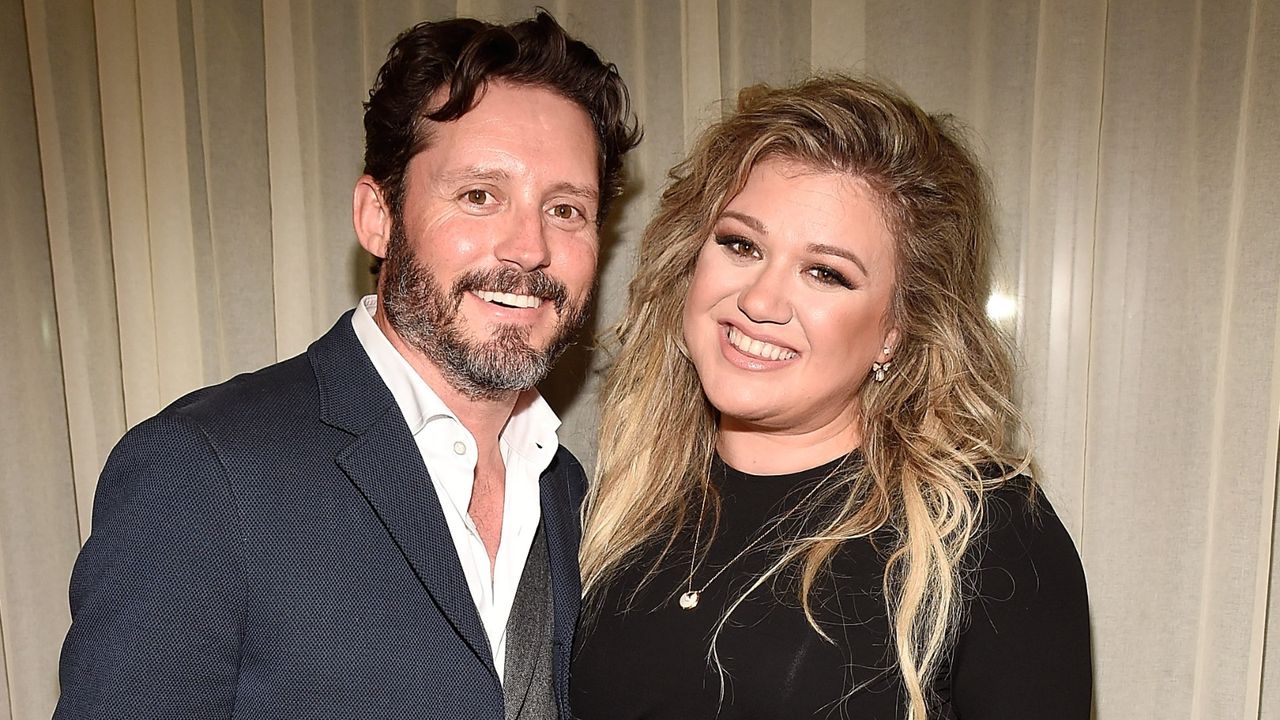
left=475, top=290, right=542, bottom=308
left=727, top=327, right=796, bottom=361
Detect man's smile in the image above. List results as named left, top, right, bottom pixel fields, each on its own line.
left=472, top=290, right=544, bottom=309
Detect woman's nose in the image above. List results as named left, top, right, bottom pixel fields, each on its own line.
left=736, top=266, right=793, bottom=325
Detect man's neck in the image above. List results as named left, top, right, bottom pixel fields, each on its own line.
left=372, top=308, right=517, bottom=451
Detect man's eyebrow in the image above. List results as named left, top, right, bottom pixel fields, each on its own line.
left=440, top=166, right=511, bottom=184
left=438, top=169, right=598, bottom=203
left=807, top=243, right=868, bottom=276
left=718, top=210, right=767, bottom=235
left=547, top=181, right=599, bottom=202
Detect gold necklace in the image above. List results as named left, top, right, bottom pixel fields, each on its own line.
left=679, top=453, right=856, bottom=610
left=679, top=479, right=789, bottom=610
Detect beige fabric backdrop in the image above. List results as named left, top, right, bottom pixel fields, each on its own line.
left=2, top=0, right=1277, bottom=718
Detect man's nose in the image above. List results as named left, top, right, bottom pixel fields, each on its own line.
left=494, top=205, right=551, bottom=272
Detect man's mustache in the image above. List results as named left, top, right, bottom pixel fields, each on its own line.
left=452, top=267, right=569, bottom=312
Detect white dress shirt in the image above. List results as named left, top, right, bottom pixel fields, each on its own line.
left=351, top=295, right=559, bottom=683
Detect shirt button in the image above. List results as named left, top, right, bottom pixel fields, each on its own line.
left=453, top=441, right=466, bottom=456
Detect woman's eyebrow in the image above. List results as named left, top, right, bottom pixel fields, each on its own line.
left=719, top=210, right=767, bottom=235
left=807, top=243, right=868, bottom=276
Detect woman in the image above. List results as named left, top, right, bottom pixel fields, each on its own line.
left=571, top=76, right=1090, bottom=719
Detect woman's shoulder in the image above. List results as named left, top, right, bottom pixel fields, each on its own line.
left=971, top=474, right=1081, bottom=576
left=964, top=473, right=1087, bottom=598
left=948, top=474, right=1093, bottom=716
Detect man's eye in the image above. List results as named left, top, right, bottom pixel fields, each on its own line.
left=714, top=234, right=758, bottom=258
left=462, top=189, right=493, bottom=205
left=550, top=204, right=581, bottom=220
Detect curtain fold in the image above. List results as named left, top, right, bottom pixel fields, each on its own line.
left=2, top=3, right=90, bottom=717
left=1081, top=2, right=1280, bottom=716
left=1016, top=0, right=1107, bottom=539
left=3, top=1, right=1277, bottom=717
left=26, top=0, right=125, bottom=538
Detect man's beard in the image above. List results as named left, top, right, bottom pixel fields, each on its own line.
left=379, top=226, right=592, bottom=401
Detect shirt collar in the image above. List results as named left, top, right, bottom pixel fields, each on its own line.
left=350, top=295, right=561, bottom=467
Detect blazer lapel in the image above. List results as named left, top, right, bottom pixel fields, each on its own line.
left=539, top=453, right=583, bottom=697
left=311, top=312, right=496, bottom=679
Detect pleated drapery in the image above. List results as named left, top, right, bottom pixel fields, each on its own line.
left=2, top=1, right=1277, bottom=718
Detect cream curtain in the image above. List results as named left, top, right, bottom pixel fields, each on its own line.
left=2, top=1, right=1278, bottom=718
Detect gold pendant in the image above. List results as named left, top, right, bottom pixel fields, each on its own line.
left=679, top=590, right=700, bottom=609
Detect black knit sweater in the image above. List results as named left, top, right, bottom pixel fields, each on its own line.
left=571, top=454, right=1091, bottom=719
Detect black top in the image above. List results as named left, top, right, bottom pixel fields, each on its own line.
left=571, top=454, right=1091, bottom=719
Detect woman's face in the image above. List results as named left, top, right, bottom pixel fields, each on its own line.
left=682, top=158, right=899, bottom=440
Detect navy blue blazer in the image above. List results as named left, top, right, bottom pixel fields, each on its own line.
left=55, top=311, right=587, bottom=719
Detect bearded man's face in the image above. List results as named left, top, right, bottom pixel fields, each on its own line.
left=376, top=83, right=601, bottom=399
left=380, top=223, right=592, bottom=399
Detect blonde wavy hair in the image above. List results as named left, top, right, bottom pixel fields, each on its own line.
left=580, top=75, right=1033, bottom=719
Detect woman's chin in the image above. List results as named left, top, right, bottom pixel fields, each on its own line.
left=712, top=403, right=793, bottom=432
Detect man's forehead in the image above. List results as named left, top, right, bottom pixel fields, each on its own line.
left=412, top=84, right=600, bottom=187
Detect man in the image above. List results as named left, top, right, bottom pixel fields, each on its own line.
left=54, top=12, right=639, bottom=720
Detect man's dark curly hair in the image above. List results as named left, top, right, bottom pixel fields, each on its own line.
left=362, top=10, right=641, bottom=273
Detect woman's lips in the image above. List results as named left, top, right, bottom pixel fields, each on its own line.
left=726, top=325, right=797, bottom=360
left=718, top=323, right=800, bottom=369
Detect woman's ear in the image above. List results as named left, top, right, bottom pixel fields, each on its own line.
left=882, top=327, right=901, bottom=361
left=353, top=176, right=391, bottom=259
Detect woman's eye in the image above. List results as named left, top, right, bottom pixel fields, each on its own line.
left=714, top=234, right=759, bottom=259
left=807, top=265, right=854, bottom=289
left=462, top=189, right=493, bottom=205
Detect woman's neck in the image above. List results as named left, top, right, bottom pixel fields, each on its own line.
left=716, top=414, right=861, bottom=475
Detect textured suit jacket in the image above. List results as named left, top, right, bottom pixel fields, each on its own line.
left=54, top=311, right=587, bottom=720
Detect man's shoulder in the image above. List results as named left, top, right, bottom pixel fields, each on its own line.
left=162, top=350, right=319, bottom=432
left=100, top=353, right=317, bottom=477
left=157, top=309, right=367, bottom=431
left=129, top=331, right=371, bottom=463
left=100, top=344, right=361, bottom=508
left=548, top=445, right=586, bottom=478
left=546, top=445, right=588, bottom=506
